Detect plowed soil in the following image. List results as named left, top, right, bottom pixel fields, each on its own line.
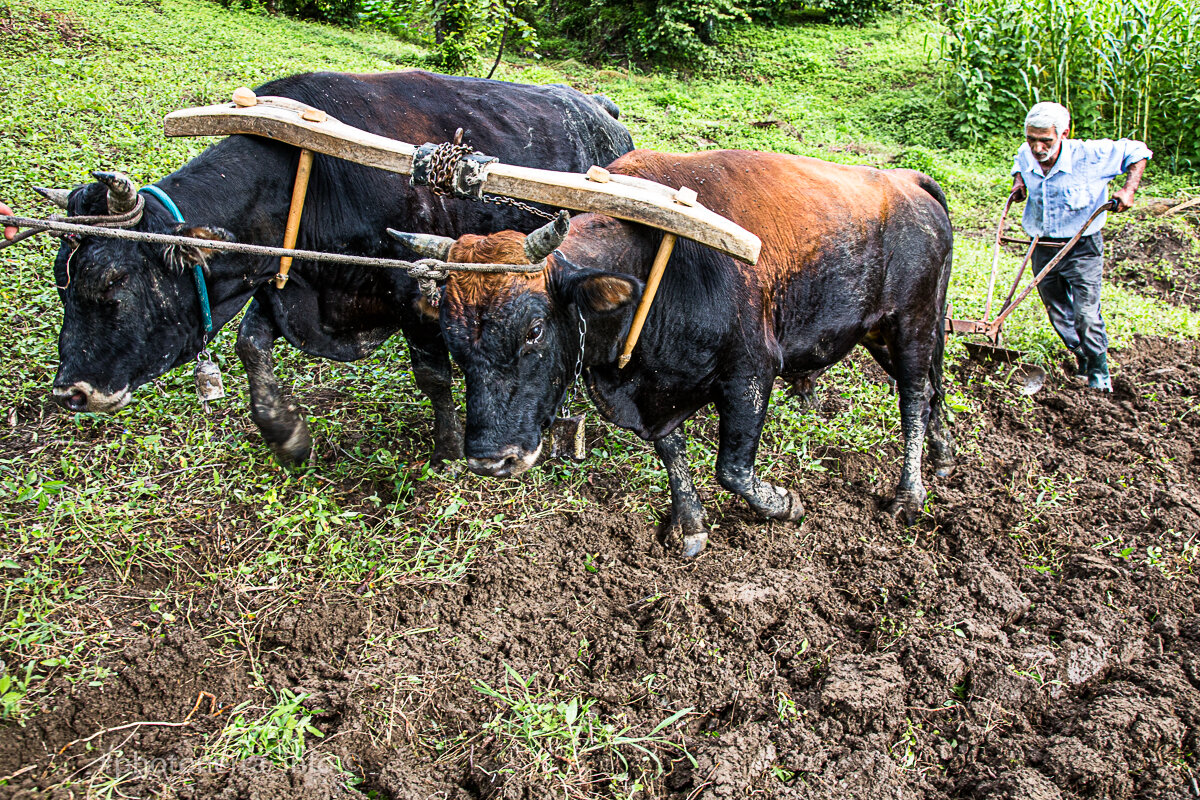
left=1108, top=212, right=1200, bottom=312
left=2, top=335, right=1199, bottom=800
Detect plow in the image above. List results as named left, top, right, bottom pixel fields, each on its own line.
left=944, top=193, right=1121, bottom=395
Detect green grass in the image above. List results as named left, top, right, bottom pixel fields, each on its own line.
left=1, top=0, right=1198, bottom=786
left=457, top=663, right=694, bottom=795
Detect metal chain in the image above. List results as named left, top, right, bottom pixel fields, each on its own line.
left=574, top=308, right=586, bottom=395
left=558, top=307, right=586, bottom=417
left=424, top=141, right=557, bottom=222
left=480, top=192, right=557, bottom=221
left=426, top=142, right=474, bottom=196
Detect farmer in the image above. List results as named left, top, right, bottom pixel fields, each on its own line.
left=1010, top=101, right=1151, bottom=392
left=1, top=201, right=16, bottom=242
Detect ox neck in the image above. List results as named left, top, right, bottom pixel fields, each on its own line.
left=139, top=186, right=215, bottom=337
left=558, top=219, right=660, bottom=370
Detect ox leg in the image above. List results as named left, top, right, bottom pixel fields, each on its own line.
left=235, top=301, right=312, bottom=467
left=884, top=336, right=940, bottom=522
left=925, top=328, right=955, bottom=478
left=654, top=428, right=709, bottom=558
left=865, top=339, right=954, bottom=480
left=715, top=377, right=805, bottom=525
left=403, top=323, right=464, bottom=464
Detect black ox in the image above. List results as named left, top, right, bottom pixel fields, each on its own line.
left=46, top=69, right=632, bottom=464
left=393, top=149, right=955, bottom=556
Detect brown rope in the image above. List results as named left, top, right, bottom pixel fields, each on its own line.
left=0, top=214, right=543, bottom=276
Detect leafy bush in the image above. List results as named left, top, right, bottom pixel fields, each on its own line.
left=894, top=145, right=949, bottom=184
left=938, top=0, right=1200, bottom=173
left=546, top=0, right=747, bottom=65
left=813, top=0, right=892, bottom=26
left=358, top=0, right=421, bottom=33
left=215, top=0, right=363, bottom=26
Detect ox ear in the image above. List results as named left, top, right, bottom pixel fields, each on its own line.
left=162, top=225, right=235, bottom=272
left=560, top=269, right=641, bottom=315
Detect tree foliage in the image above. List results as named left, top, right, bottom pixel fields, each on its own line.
left=212, top=0, right=892, bottom=70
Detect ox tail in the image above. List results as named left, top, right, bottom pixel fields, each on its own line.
left=915, top=171, right=951, bottom=409
left=916, top=174, right=950, bottom=220
left=590, top=93, right=621, bottom=120
left=930, top=297, right=947, bottom=408
left=929, top=246, right=952, bottom=417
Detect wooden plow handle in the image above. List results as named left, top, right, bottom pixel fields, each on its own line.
left=985, top=198, right=1118, bottom=338
left=164, top=94, right=761, bottom=265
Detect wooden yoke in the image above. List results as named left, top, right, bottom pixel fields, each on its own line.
left=164, top=92, right=761, bottom=265
left=231, top=89, right=322, bottom=289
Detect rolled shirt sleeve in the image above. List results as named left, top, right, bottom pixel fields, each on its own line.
left=1015, top=138, right=1152, bottom=238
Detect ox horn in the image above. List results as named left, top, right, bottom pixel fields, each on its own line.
left=523, top=210, right=570, bottom=263
left=92, top=171, right=139, bottom=214
left=386, top=229, right=455, bottom=261
left=34, top=186, right=72, bottom=209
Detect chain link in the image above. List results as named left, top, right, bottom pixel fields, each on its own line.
left=425, top=142, right=474, bottom=196
left=574, top=308, right=586, bottom=394
left=424, top=141, right=557, bottom=222
left=480, top=192, right=557, bottom=221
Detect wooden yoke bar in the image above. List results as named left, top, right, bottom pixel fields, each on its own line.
left=619, top=233, right=676, bottom=368
left=164, top=94, right=762, bottom=265
left=276, top=148, right=314, bottom=288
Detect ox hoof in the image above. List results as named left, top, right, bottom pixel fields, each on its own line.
left=431, top=438, right=465, bottom=465
left=764, top=485, right=804, bottom=522
left=661, top=516, right=710, bottom=558
left=883, top=493, right=925, bottom=526
left=933, top=462, right=955, bottom=479
left=268, top=424, right=313, bottom=469
left=680, top=532, right=710, bottom=559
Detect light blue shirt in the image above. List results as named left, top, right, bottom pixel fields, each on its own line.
left=1012, top=138, right=1152, bottom=238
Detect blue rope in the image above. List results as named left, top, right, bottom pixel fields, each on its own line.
left=139, top=185, right=184, bottom=222
left=139, top=186, right=213, bottom=335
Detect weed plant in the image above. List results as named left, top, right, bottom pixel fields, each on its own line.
left=461, top=664, right=694, bottom=796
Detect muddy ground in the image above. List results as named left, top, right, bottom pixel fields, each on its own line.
left=2, top=330, right=1198, bottom=800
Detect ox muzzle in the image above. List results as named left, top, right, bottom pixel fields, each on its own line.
left=53, top=380, right=133, bottom=413
left=466, top=442, right=543, bottom=478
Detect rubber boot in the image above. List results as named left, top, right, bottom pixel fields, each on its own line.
left=1073, top=352, right=1088, bottom=378
left=1087, top=352, right=1112, bottom=392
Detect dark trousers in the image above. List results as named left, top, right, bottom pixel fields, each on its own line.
left=1033, top=232, right=1107, bottom=359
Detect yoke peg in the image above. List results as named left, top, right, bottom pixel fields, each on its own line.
left=673, top=186, right=698, bottom=206
left=586, top=166, right=611, bottom=183
left=232, top=87, right=257, bottom=107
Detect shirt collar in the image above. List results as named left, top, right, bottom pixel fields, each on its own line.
left=1048, top=138, right=1075, bottom=175
left=1021, top=138, right=1076, bottom=177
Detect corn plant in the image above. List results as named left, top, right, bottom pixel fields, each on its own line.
left=937, top=0, right=1200, bottom=172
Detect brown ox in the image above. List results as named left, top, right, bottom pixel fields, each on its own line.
left=393, top=149, right=955, bottom=557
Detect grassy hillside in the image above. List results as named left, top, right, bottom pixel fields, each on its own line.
left=1, top=0, right=1199, bottom=795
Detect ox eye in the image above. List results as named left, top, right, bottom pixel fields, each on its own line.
left=103, top=273, right=128, bottom=298
left=526, top=320, right=544, bottom=344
